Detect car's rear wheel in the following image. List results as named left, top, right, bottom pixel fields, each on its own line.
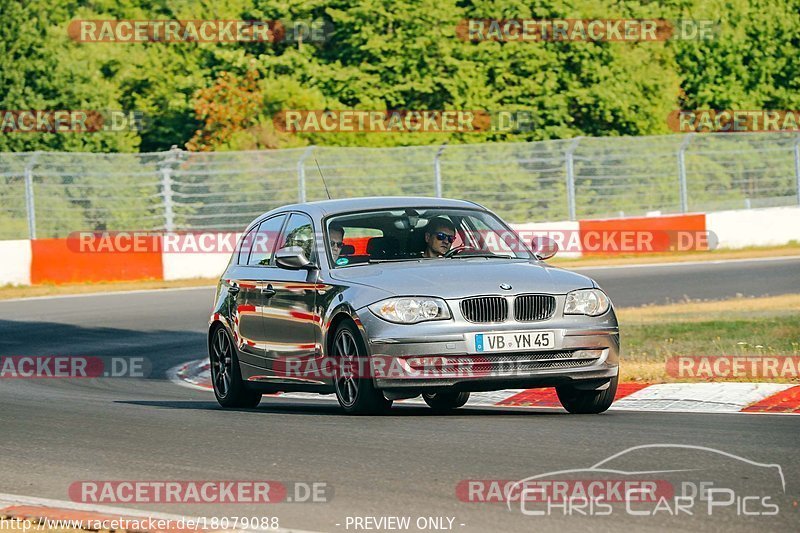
left=332, top=321, right=392, bottom=415
left=210, top=325, right=261, bottom=408
left=422, top=391, right=470, bottom=410
left=556, top=376, right=617, bottom=414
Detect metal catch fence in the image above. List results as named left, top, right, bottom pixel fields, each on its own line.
left=1, top=132, right=799, bottom=240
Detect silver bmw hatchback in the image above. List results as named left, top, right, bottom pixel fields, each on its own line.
left=209, top=197, right=619, bottom=414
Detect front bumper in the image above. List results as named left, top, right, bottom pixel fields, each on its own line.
left=359, top=311, right=620, bottom=392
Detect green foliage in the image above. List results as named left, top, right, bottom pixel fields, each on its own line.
left=0, top=0, right=140, bottom=152
left=1, top=0, right=798, bottom=153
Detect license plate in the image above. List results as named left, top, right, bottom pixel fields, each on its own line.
left=475, top=331, right=555, bottom=352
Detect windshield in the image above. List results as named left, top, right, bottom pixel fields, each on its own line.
left=325, top=207, right=533, bottom=268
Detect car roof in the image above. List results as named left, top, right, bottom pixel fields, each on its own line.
left=244, top=197, right=489, bottom=231
left=273, top=196, right=484, bottom=217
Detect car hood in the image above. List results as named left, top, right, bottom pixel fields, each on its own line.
left=328, top=258, right=595, bottom=299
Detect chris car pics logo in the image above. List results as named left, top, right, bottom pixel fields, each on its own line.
left=504, top=444, right=785, bottom=518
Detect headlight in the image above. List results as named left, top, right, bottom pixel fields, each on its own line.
left=564, top=289, right=610, bottom=316
left=368, top=297, right=451, bottom=324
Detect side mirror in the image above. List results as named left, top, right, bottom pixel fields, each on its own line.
left=531, top=236, right=558, bottom=260
left=275, top=246, right=315, bottom=270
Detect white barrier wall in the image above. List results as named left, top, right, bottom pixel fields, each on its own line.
left=706, top=206, right=800, bottom=249
left=161, top=232, right=237, bottom=281
left=511, top=221, right=582, bottom=258
left=0, top=240, right=32, bottom=285
left=162, top=252, right=232, bottom=281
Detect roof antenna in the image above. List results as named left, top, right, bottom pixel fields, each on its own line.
left=314, top=158, right=332, bottom=200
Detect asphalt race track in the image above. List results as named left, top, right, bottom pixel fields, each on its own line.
left=1, top=256, right=798, bottom=532
left=577, top=255, right=800, bottom=306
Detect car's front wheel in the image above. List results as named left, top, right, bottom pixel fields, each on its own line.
left=332, top=321, right=392, bottom=415
left=210, top=325, right=261, bottom=408
left=422, top=391, right=470, bottom=410
left=556, top=377, right=617, bottom=414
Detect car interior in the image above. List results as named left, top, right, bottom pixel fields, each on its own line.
left=327, top=208, right=527, bottom=266
left=330, top=209, right=464, bottom=265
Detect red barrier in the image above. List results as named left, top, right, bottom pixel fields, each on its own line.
left=578, top=214, right=707, bottom=255
left=31, top=238, right=163, bottom=284
left=343, top=237, right=370, bottom=255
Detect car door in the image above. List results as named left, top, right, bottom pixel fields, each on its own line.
left=229, top=214, right=286, bottom=375
left=261, top=212, right=322, bottom=382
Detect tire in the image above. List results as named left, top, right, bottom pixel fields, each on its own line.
left=422, top=391, right=470, bottom=410
left=556, top=376, right=618, bottom=414
left=210, top=325, right=261, bottom=408
left=332, top=321, right=392, bottom=415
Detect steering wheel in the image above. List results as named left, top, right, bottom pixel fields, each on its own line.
left=444, top=245, right=474, bottom=258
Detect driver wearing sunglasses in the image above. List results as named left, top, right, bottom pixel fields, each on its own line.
left=422, top=216, right=456, bottom=258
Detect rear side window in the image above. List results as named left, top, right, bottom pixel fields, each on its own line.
left=237, top=226, right=258, bottom=265
left=243, top=215, right=286, bottom=266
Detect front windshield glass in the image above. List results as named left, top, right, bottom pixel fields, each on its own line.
left=326, top=207, right=533, bottom=268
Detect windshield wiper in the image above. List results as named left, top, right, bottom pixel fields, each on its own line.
left=450, top=254, right=514, bottom=259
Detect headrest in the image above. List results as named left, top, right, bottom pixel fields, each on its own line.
left=366, top=236, right=398, bottom=258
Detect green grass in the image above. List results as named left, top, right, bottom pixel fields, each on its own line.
left=0, top=277, right=216, bottom=300
left=617, top=294, right=800, bottom=382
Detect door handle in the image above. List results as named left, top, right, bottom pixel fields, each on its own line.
left=260, top=284, right=276, bottom=298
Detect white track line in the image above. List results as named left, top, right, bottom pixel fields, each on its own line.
left=0, top=285, right=214, bottom=303
left=571, top=254, right=800, bottom=271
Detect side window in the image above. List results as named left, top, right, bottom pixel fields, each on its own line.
left=237, top=225, right=259, bottom=265
left=278, top=213, right=316, bottom=262
left=246, top=215, right=286, bottom=266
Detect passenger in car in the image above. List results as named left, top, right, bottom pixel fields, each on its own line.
left=422, top=217, right=456, bottom=258
left=329, top=224, right=345, bottom=262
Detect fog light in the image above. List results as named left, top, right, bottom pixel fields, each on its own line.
left=571, top=349, right=605, bottom=359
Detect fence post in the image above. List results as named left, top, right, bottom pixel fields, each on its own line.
left=160, top=146, right=181, bottom=232
left=677, top=133, right=694, bottom=213
left=794, top=136, right=800, bottom=206
left=23, top=152, right=40, bottom=240
left=434, top=143, right=447, bottom=198
left=297, top=145, right=315, bottom=203
left=565, top=137, right=582, bottom=221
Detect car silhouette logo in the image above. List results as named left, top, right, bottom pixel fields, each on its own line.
left=500, top=283, right=512, bottom=290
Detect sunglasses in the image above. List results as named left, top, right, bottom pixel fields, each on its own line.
left=329, top=240, right=344, bottom=248
left=434, top=232, right=455, bottom=244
